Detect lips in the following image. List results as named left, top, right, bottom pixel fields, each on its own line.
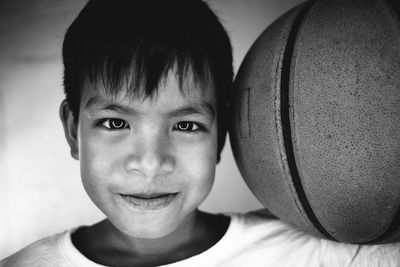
left=119, top=192, right=179, bottom=210
left=128, top=193, right=176, bottom=199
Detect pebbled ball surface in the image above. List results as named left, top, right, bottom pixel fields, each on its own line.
left=230, top=0, right=400, bottom=243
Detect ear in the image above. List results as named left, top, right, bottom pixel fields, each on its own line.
left=217, top=124, right=226, bottom=164
left=216, top=106, right=228, bottom=164
left=60, top=100, right=79, bottom=160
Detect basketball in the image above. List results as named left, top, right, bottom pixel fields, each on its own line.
left=230, top=0, right=400, bottom=243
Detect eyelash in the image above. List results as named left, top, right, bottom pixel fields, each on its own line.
left=173, top=121, right=205, bottom=133
left=97, top=118, right=129, bottom=130
left=95, top=119, right=205, bottom=133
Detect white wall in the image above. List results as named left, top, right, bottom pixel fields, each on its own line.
left=0, top=0, right=304, bottom=258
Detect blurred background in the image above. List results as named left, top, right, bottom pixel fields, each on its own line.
left=0, top=0, right=303, bottom=258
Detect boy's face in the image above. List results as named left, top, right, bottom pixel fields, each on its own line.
left=62, top=71, right=218, bottom=239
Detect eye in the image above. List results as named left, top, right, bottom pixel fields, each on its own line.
left=174, top=121, right=201, bottom=132
left=101, top=118, right=129, bottom=130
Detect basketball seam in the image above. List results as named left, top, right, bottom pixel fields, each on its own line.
left=274, top=21, right=313, bottom=230
left=280, top=0, right=336, bottom=241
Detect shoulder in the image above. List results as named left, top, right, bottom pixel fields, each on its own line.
left=347, top=242, right=400, bottom=266
left=227, top=209, right=315, bottom=248
left=228, top=208, right=300, bottom=240
left=225, top=209, right=400, bottom=266
left=0, top=230, right=70, bottom=267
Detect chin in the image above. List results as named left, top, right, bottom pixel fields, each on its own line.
left=106, top=206, right=183, bottom=239
left=116, top=218, right=181, bottom=239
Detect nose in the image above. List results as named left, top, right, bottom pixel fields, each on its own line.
left=124, top=131, right=175, bottom=179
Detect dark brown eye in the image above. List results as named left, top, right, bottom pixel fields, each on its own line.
left=102, top=119, right=128, bottom=130
left=111, top=119, right=125, bottom=129
left=174, top=121, right=200, bottom=132
left=177, top=122, right=191, bottom=131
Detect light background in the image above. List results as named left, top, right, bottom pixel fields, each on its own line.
left=0, top=0, right=303, bottom=258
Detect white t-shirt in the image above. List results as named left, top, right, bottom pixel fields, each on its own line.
left=1, top=210, right=400, bottom=267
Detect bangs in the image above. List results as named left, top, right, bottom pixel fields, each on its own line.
left=83, top=40, right=213, bottom=100
left=62, top=0, right=232, bottom=121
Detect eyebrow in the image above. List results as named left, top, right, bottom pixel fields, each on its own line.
left=85, top=95, right=135, bottom=114
left=168, top=103, right=215, bottom=118
left=84, top=95, right=215, bottom=118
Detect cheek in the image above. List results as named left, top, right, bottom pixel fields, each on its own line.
left=178, top=132, right=218, bottom=198
left=78, top=127, right=121, bottom=196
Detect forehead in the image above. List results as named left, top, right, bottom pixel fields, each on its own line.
left=81, top=70, right=217, bottom=111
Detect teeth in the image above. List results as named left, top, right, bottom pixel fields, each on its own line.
left=127, top=193, right=176, bottom=199
left=120, top=193, right=178, bottom=210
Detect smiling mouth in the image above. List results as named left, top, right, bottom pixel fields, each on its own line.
left=119, top=193, right=179, bottom=210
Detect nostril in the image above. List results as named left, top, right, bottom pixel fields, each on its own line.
left=141, top=156, right=162, bottom=174
left=124, top=153, right=175, bottom=178
left=124, top=154, right=142, bottom=173
left=124, top=134, right=175, bottom=177
left=159, top=156, right=175, bottom=174
left=141, top=153, right=175, bottom=177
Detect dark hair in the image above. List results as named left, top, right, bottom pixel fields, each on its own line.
left=62, top=0, right=233, bottom=161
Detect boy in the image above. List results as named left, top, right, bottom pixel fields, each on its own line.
left=1, top=0, right=400, bottom=266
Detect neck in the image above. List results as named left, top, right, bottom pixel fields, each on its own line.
left=105, top=210, right=203, bottom=255
left=72, top=210, right=230, bottom=266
